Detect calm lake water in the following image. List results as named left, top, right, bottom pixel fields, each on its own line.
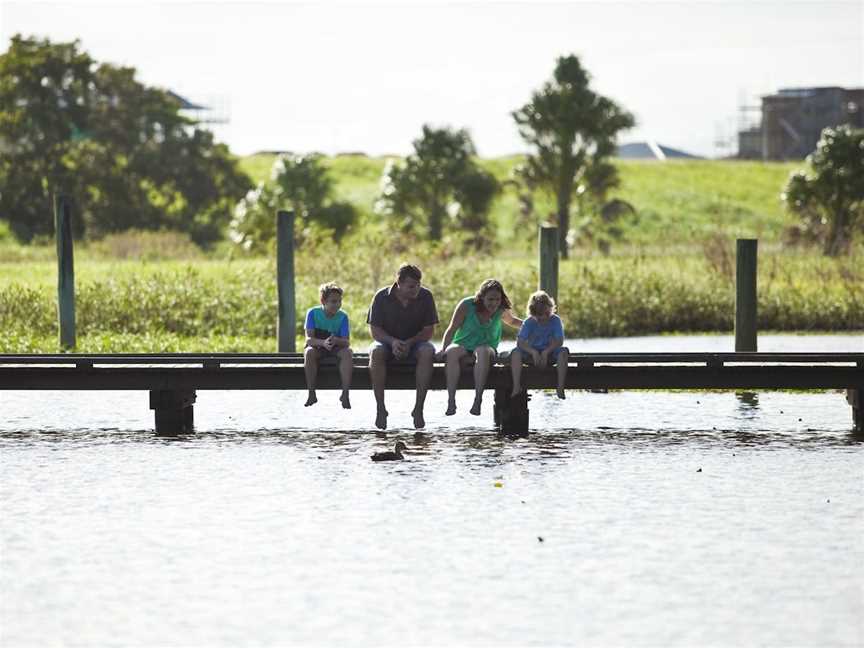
left=2, top=334, right=862, bottom=647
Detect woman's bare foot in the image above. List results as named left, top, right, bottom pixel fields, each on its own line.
left=304, top=391, right=317, bottom=407
left=411, top=408, right=425, bottom=429
left=340, top=391, right=351, bottom=409
left=375, top=407, right=388, bottom=430
left=470, top=396, right=482, bottom=416
left=445, top=399, right=457, bottom=416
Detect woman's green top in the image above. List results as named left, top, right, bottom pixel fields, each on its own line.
left=452, top=297, right=503, bottom=351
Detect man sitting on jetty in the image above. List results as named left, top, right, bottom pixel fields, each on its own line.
left=367, top=264, right=439, bottom=430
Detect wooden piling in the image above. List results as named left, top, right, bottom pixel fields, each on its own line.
left=150, top=389, right=196, bottom=436
left=276, top=210, right=296, bottom=353
left=848, top=388, right=862, bottom=433
left=538, top=225, right=559, bottom=303
left=494, top=387, right=530, bottom=435
left=54, top=194, right=76, bottom=349
left=735, top=238, right=758, bottom=352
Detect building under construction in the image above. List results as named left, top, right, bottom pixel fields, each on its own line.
left=738, top=86, right=863, bottom=160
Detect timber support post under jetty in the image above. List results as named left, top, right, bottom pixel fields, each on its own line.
left=150, top=389, right=196, bottom=436
left=493, top=388, right=530, bottom=436
left=848, top=388, right=862, bottom=434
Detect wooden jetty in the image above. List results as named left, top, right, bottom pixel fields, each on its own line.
left=1, top=352, right=861, bottom=436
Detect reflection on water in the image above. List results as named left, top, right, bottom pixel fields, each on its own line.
left=735, top=390, right=760, bottom=409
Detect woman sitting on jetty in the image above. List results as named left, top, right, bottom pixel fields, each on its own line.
left=436, top=279, right=522, bottom=416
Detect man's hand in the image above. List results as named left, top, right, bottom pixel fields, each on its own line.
left=322, top=337, right=335, bottom=351
left=392, top=339, right=409, bottom=359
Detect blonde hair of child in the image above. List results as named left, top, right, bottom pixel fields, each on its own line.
left=527, top=290, right=556, bottom=317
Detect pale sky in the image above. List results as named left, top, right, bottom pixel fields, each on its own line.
left=1, top=0, right=862, bottom=158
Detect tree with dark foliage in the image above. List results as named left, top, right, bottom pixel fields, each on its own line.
left=376, top=125, right=498, bottom=244
left=783, top=124, right=864, bottom=256
left=0, top=35, right=251, bottom=245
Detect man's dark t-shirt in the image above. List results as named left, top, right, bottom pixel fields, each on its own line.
left=367, top=284, right=439, bottom=340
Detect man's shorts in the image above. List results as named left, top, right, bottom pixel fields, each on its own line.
left=369, top=340, right=435, bottom=363
left=511, top=346, right=566, bottom=364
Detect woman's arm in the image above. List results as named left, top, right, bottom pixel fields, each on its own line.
left=502, top=309, right=523, bottom=329
left=438, top=301, right=469, bottom=354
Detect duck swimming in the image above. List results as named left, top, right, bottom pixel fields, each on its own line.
left=371, top=441, right=407, bottom=462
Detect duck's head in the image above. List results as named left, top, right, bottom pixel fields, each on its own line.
left=394, top=441, right=408, bottom=455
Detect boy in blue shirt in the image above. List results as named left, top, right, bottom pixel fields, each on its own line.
left=304, top=282, right=352, bottom=408
left=510, top=290, right=570, bottom=399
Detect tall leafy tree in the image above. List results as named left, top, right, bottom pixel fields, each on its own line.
left=375, top=125, right=498, bottom=242
left=0, top=34, right=251, bottom=245
left=512, top=55, right=634, bottom=257
left=783, top=124, right=864, bottom=256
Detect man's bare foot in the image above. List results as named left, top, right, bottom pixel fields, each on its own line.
left=470, top=396, right=482, bottom=416
left=411, top=408, right=425, bottom=429
left=445, top=400, right=457, bottom=416
left=340, top=392, right=351, bottom=409
left=304, top=391, right=317, bottom=407
left=375, top=408, right=388, bottom=430
left=557, top=388, right=566, bottom=400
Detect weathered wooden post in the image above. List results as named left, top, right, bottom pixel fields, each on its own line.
left=54, top=194, right=76, bottom=349
left=277, top=209, right=296, bottom=353
left=494, top=388, right=530, bottom=436
left=150, top=389, right=196, bottom=436
left=538, top=224, right=559, bottom=303
left=848, top=387, right=862, bottom=434
left=735, top=238, right=758, bottom=352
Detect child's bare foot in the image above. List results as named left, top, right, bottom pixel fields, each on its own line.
left=411, top=408, right=425, bottom=429
left=340, top=392, right=351, bottom=409
left=556, top=388, right=566, bottom=400
left=304, top=391, right=317, bottom=407
left=445, top=400, right=457, bottom=416
left=469, top=396, right=482, bottom=416
left=375, top=407, right=388, bottom=430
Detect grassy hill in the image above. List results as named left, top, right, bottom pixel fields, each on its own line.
left=239, top=154, right=799, bottom=248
